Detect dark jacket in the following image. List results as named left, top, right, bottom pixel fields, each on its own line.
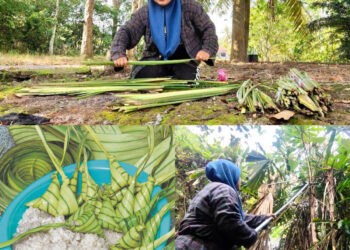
left=176, top=182, right=269, bottom=250
left=110, top=0, right=218, bottom=66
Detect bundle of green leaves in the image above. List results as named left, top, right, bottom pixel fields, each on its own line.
left=276, top=68, right=332, bottom=117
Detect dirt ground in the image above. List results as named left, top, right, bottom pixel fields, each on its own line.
left=1, top=61, right=350, bottom=125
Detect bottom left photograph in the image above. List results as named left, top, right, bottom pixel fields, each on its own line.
left=0, top=125, right=175, bottom=250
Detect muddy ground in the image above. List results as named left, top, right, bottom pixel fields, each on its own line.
left=0, top=61, right=350, bottom=125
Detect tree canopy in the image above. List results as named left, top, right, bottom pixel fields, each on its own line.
left=0, top=0, right=131, bottom=56
left=0, top=0, right=349, bottom=62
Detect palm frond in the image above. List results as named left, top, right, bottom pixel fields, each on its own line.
left=308, top=16, right=350, bottom=32
left=245, top=160, right=270, bottom=192
left=246, top=151, right=268, bottom=162
left=284, top=0, right=310, bottom=34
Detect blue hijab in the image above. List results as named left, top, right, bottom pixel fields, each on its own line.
left=149, top=0, right=182, bottom=60
left=205, top=159, right=245, bottom=220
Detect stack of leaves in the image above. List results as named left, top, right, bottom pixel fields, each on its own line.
left=16, top=78, right=167, bottom=99
left=16, top=77, right=234, bottom=100
left=276, top=68, right=332, bottom=117
left=237, top=80, right=279, bottom=113
left=115, top=85, right=239, bottom=112
left=0, top=125, right=175, bottom=249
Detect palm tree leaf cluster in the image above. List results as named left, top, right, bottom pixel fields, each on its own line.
left=284, top=0, right=311, bottom=34
left=308, top=0, right=350, bottom=60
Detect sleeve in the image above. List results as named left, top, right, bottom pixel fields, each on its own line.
left=244, top=214, right=270, bottom=229
left=110, top=8, right=147, bottom=61
left=191, top=3, right=218, bottom=65
left=211, top=187, right=258, bottom=249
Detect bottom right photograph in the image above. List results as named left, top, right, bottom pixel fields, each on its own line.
left=175, top=126, right=350, bottom=250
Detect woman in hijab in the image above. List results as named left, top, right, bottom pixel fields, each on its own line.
left=176, top=159, right=275, bottom=250
left=110, top=0, right=218, bottom=80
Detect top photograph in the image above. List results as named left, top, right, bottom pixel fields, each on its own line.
left=0, top=0, right=349, bottom=125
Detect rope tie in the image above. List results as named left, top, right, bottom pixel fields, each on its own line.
left=195, top=66, right=201, bottom=85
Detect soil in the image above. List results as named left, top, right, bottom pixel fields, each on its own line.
left=1, top=61, right=350, bottom=125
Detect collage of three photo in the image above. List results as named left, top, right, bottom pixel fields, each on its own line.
left=1, top=0, right=350, bottom=249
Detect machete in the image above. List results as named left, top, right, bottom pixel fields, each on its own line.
left=255, top=182, right=310, bottom=233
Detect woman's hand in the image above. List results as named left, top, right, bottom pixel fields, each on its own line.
left=267, top=213, right=276, bottom=219
left=114, top=57, right=128, bottom=68
left=196, top=50, right=210, bottom=62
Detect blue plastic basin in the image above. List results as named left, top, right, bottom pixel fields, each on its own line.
left=0, top=160, right=170, bottom=250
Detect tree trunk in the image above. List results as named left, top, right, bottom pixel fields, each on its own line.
left=231, top=0, right=250, bottom=62
left=132, top=0, right=139, bottom=14
left=327, top=168, right=337, bottom=250
left=230, top=1, right=235, bottom=61
left=127, top=0, right=140, bottom=60
left=309, top=184, right=318, bottom=246
left=306, top=150, right=318, bottom=246
left=244, top=0, right=250, bottom=58
left=81, top=0, right=95, bottom=59
left=301, top=128, right=318, bottom=247
left=49, top=0, right=60, bottom=55
left=112, top=0, right=122, bottom=38
left=248, top=184, right=275, bottom=250
left=268, top=0, right=275, bottom=21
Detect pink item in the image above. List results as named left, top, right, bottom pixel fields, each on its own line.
left=218, top=69, right=227, bottom=82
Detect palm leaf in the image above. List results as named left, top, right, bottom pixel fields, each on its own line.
left=246, top=151, right=268, bottom=162
left=245, top=160, right=270, bottom=192
left=284, top=0, right=310, bottom=34
left=82, top=126, right=149, bottom=165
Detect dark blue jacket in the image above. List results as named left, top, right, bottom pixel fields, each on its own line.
left=176, top=182, right=269, bottom=250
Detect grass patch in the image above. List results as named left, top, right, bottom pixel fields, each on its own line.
left=0, top=53, right=106, bottom=66
left=206, top=114, right=247, bottom=125
left=0, top=53, right=82, bottom=66
left=161, top=102, right=228, bottom=124
left=97, top=109, right=162, bottom=124
left=0, top=86, right=22, bottom=100
left=0, top=104, right=26, bottom=116
left=7, top=66, right=91, bottom=75
left=289, top=115, right=329, bottom=125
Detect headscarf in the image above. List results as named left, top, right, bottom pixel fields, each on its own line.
left=149, top=0, right=182, bottom=60
left=205, top=159, right=245, bottom=220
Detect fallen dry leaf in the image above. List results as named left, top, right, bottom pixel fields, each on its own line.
left=321, top=87, right=334, bottom=92
left=335, top=100, right=350, bottom=104
left=270, top=110, right=295, bottom=121
left=328, top=76, right=344, bottom=82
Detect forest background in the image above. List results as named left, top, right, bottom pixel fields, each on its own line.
left=1, top=0, right=349, bottom=62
